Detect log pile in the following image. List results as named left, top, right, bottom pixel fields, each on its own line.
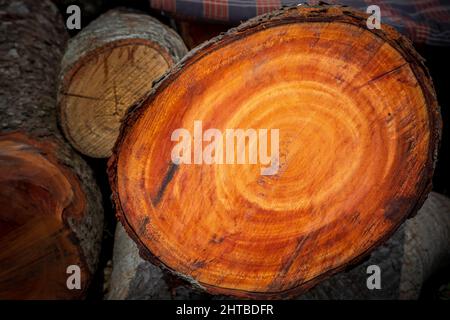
left=0, top=1, right=449, bottom=300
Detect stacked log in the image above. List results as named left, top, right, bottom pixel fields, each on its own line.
left=106, top=224, right=209, bottom=300
left=0, top=0, right=103, bottom=299
left=108, top=6, right=441, bottom=298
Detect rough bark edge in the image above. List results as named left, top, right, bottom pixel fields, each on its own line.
left=107, top=5, right=442, bottom=299
left=106, top=223, right=210, bottom=300
left=59, top=8, right=187, bottom=75
left=399, top=192, right=450, bottom=299
left=56, top=8, right=188, bottom=158
left=57, top=136, right=104, bottom=276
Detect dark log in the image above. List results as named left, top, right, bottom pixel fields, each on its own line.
left=176, top=20, right=230, bottom=49
left=0, top=0, right=103, bottom=299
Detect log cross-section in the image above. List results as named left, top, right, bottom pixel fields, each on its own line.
left=109, top=6, right=441, bottom=298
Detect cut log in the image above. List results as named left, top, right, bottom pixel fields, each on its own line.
left=57, top=9, right=188, bottom=158
left=399, top=192, right=450, bottom=299
left=301, top=192, right=450, bottom=300
left=0, top=0, right=103, bottom=299
left=51, top=0, right=102, bottom=21
left=106, top=192, right=450, bottom=300
left=108, top=6, right=441, bottom=298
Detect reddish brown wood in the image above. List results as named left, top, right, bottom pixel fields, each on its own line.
left=109, top=6, right=441, bottom=298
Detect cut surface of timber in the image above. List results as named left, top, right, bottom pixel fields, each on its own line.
left=109, top=6, right=441, bottom=298
left=177, top=20, right=230, bottom=49
left=58, top=9, right=187, bottom=158
left=0, top=0, right=103, bottom=299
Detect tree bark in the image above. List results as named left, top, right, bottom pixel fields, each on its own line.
left=57, top=8, right=187, bottom=158
left=108, top=6, right=441, bottom=298
left=0, top=0, right=103, bottom=299
left=106, top=192, right=450, bottom=300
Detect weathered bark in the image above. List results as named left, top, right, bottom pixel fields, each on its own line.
left=106, top=192, right=450, bottom=300
left=108, top=6, right=441, bottom=298
left=0, top=0, right=103, bottom=299
left=57, top=8, right=187, bottom=158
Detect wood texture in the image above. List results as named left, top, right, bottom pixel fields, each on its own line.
left=57, top=9, right=188, bottom=158
left=177, top=20, right=230, bottom=49
left=109, top=6, right=441, bottom=298
left=0, top=0, right=103, bottom=299
left=106, top=192, right=450, bottom=300
left=301, top=193, right=450, bottom=300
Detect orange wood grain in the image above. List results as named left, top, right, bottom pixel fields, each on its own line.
left=109, top=6, right=441, bottom=298
left=177, top=20, right=230, bottom=49
left=57, top=9, right=187, bottom=158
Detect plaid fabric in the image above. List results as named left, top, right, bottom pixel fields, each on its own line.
left=149, top=0, right=450, bottom=46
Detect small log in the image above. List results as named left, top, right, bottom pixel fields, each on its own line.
left=0, top=0, right=103, bottom=299
left=177, top=20, right=230, bottom=49
left=57, top=9, right=188, bottom=158
left=108, top=6, right=441, bottom=298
